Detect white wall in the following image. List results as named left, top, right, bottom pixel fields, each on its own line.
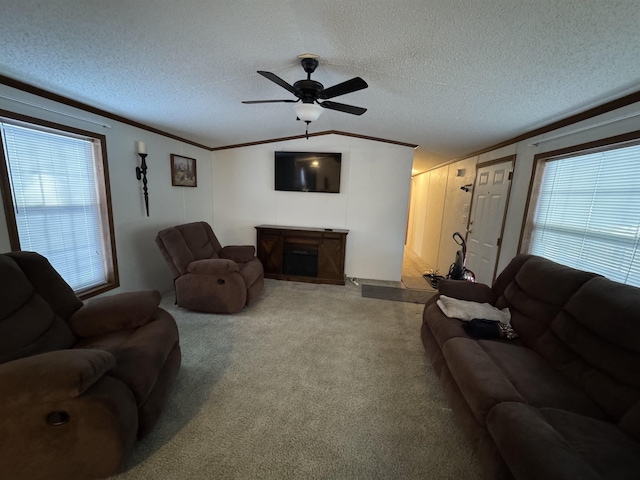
left=407, top=101, right=640, bottom=283
left=436, top=157, right=477, bottom=272
left=212, top=134, right=414, bottom=281
left=407, top=172, right=429, bottom=258
left=0, top=84, right=213, bottom=295
left=420, top=167, right=447, bottom=270
left=496, top=103, right=640, bottom=274
left=407, top=156, right=477, bottom=275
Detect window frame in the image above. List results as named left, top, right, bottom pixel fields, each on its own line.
left=519, top=128, right=640, bottom=276
left=0, top=109, right=119, bottom=299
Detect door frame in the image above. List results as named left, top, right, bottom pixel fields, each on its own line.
left=466, top=154, right=516, bottom=283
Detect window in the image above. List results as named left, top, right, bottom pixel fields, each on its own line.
left=0, top=113, right=118, bottom=298
left=522, top=134, right=640, bottom=287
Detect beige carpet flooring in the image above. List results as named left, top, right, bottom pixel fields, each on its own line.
left=112, top=279, right=480, bottom=479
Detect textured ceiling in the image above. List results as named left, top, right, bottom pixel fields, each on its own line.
left=1, top=1, right=639, bottom=169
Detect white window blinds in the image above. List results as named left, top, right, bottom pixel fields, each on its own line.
left=1, top=122, right=107, bottom=291
left=524, top=142, right=640, bottom=287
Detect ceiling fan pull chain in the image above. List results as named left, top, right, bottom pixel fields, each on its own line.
left=305, top=122, right=309, bottom=139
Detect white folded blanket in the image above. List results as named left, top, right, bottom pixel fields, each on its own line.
left=436, top=295, right=511, bottom=324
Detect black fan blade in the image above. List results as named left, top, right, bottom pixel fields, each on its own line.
left=320, top=101, right=367, bottom=116
left=257, top=71, right=298, bottom=96
left=319, top=77, right=368, bottom=99
left=242, top=99, right=298, bottom=104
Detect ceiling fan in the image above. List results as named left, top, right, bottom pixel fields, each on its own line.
left=242, top=55, right=368, bottom=130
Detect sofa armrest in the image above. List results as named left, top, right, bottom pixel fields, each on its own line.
left=0, top=349, right=115, bottom=408
left=188, top=258, right=240, bottom=275
left=69, top=290, right=161, bottom=337
left=219, top=245, right=256, bottom=263
left=438, top=279, right=496, bottom=304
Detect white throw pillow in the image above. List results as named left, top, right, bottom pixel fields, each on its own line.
left=436, top=295, right=511, bottom=324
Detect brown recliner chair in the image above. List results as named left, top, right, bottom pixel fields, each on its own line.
left=0, top=251, right=181, bottom=480
left=156, top=221, right=264, bottom=313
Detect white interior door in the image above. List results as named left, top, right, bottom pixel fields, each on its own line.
left=466, top=160, right=513, bottom=285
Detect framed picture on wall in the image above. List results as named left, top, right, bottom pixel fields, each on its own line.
left=170, top=154, right=197, bottom=187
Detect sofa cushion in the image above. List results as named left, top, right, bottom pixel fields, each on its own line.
left=178, top=222, right=221, bottom=259
left=534, top=277, right=640, bottom=423
left=443, top=337, right=607, bottom=425
left=0, top=295, right=76, bottom=364
left=512, top=256, right=598, bottom=309
left=0, top=256, right=75, bottom=364
left=156, top=222, right=225, bottom=277
left=188, top=258, right=239, bottom=275
left=0, top=255, right=34, bottom=320
left=74, top=309, right=179, bottom=405
left=537, top=327, right=640, bottom=422
left=490, top=254, right=533, bottom=299
left=560, top=278, right=640, bottom=387
left=438, top=279, right=497, bottom=304
left=442, top=338, right=525, bottom=424
left=563, top=277, right=640, bottom=354
left=478, top=340, right=607, bottom=420
left=497, top=256, right=598, bottom=347
left=6, top=251, right=83, bottom=319
left=156, top=228, right=198, bottom=277
left=487, top=402, right=640, bottom=480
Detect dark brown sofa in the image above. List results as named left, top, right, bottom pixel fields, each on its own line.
left=421, top=254, right=640, bottom=480
left=156, top=221, right=264, bottom=313
left=0, top=251, right=181, bottom=480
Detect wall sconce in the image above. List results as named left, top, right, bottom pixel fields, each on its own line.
left=460, top=184, right=473, bottom=193
left=135, top=141, right=149, bottom=217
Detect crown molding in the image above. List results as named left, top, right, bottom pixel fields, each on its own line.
left=453, top=89, right=640, bottom=161
left=0, top=74, right=211, bottom=150
left=2, top=74, right=638, bottom=159
left=210, top=130, right=418, bottom=151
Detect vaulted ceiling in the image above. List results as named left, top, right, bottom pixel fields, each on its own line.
left=1, top=1, right=639, bottom=171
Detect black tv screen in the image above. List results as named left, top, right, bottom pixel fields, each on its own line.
left=275, top=151, right=342, bottom=193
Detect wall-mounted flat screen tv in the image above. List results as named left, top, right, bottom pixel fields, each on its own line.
left=274, top=151, right=342, bottom=193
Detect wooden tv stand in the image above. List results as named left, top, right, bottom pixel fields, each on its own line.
left=255, top=225, right=348, bottom=285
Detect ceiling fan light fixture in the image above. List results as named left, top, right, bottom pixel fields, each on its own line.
left=293, top=102, right=323, bottom=122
